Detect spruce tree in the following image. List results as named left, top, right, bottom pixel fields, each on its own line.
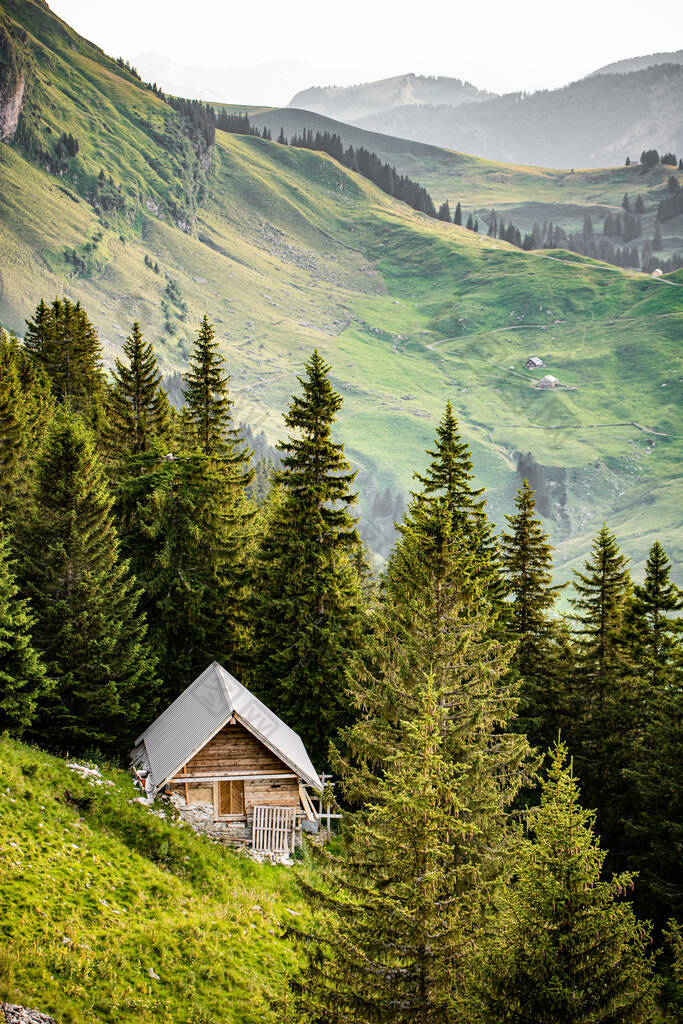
left=454, top=200, right=462, bottom=225
left=136, top=450, right=254, bottom=696
left=438, top=200, right=452, bottom=222
left=109, top=322, right=171, bottom=455
left=251, top=351, right=365, bottom=766
left=476, top=742, right=660, bottom=1024
left=412, top=402, right=502, bottom=597
left=501, top=479, right=563, bottom=748
left=0, top=524, right=49, bottom=735
left=629, top=541, right=682, bottom=688
left=0, top=331, right=53, bottom=516
left=568, top=525, right=633, bottom=848
left=183, top=315, right=245, bottom=466
left=292, top=677, right=472, bottom=1024
left=121, top=315, right=253, bottom=695
left=330, top=496, right=531, bottom=1018
left=624, top=542, right=682, bottom=929
left=17, top=412, right=158, bottom=753
left=24, top=298, right=106, bottom=423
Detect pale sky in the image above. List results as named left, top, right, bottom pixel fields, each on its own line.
left=49, top=0, right=683, bottom=100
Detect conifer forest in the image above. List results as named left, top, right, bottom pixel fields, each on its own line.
left=1, top=296, right=681, bottom=1021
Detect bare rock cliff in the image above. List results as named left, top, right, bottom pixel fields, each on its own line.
left=0, top=69, right=24, bottom=140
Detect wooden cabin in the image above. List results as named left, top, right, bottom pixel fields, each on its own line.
left=131, top=661, right=323, bottom=855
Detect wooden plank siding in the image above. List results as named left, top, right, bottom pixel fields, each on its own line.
left=183, top=721, right=286, bottom=777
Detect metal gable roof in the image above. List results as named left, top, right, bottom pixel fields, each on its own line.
left=131, top=661, right=323, bottom=794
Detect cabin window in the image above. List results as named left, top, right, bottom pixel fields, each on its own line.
left=217, top=780, right=245, bottom=817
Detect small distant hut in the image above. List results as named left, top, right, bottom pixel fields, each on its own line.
left=651, top=268, right=663, bottom=278
left=525, top=356, right=544, bottom=370
left=131, top=662, right=323, bottom=855
left=536, top=374, right=559, bottom=389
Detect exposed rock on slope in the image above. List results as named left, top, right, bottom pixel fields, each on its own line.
left=1, top=1005, right=57, bottom=1024
left=0, top=23, right=25, bottom=141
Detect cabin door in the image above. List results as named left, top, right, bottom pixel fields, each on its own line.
left=217, top=780, right=245, bottom=817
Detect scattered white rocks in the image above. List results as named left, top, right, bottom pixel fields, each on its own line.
left=66, top=764, right=114, bottom=788
left=1, top=1005, right=57, bottom=1024
left=148, top=968, right=161, bottom=981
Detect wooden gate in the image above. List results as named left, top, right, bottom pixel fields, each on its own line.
left=252, top=805, right=296, bottom=854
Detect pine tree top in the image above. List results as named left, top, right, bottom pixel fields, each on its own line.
left=633, top=541, right=682, bottom=618
left=109, top=322, right=171, bottom=455
left=183, top=315, right=243, bottom=462
left=571, top=523, right=631, bottom=627
left=277, top=349, right=358, bottom=534
left=501, top=478, right=559, bottom=610
left=413, top=401, right=484, bottom=511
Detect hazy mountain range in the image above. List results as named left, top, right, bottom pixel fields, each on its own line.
left=289, top=57, right=683, bottom=169
left=289, top=73, right=493, bottom=122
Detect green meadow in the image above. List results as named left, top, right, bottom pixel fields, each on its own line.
left=0, top=735, right=304, bottom=1022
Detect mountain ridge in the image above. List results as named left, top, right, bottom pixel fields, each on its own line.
left=289, top=72, right=492, bottom=122
left=288, top=62, right=683, bottom=169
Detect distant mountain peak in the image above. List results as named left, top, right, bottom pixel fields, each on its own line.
left=289, top=73, right=493, bottom=123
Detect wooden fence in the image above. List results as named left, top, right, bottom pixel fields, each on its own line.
left=252, top=805, right=297, bottom=854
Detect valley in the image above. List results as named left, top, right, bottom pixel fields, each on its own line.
left=0, top=0, right=681, bottom=580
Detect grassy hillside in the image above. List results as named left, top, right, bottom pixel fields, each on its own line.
left=252, top=107, right=683, bottom=262
left=0, top=735, right=303, bottom=1022
left=0, top=0, right=681, bottom=581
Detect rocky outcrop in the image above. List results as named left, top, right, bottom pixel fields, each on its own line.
left=0, top=20, right=25, bottom=142
left=1, top=1004, right=57, bottom=1024
left=0, top=71, right=24, bottom=140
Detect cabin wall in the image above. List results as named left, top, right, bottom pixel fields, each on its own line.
left=244, top=777, right=299, bottom=812
left=183, top=721, right=285, bottom=777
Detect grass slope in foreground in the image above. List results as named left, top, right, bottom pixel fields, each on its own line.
left=0, top=0, right=681, bottom=580
left=0, top=736, right=302, bottom=1023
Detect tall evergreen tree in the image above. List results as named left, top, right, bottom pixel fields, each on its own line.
left=23, top=298, right=106, bottom=423
left=108, top=322, right=171, bottom=455
left=454, top=200, right=462, bottom=225
left=330, top=494, right=531, bottom=1018
left=568, top=525, right=633, bottom=847
left=183, top=315, right=245, bottom=467
left=437, top=200, right=452, bottom=222
left=476, top=742, right=660, bottom=1024
left=500, top=479, right=563, bottom=748
left=0, top=524, right=49, bottom=735
left=624, top=542, right=682, bottom=930
left=251, top=351, right=366, bottom=766
left=0, top=331, right=53, bottom=516
left=629, top=541, right=682, bottom=689
left=118, top=314, right=254, bottom=695
left=292, top=677, right=472, bottom=1024
left=17, top=412, right=158, bottom=753
left=412, top=402, right=502, bottom=597
left=135, top=450, right=254, bottom=695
